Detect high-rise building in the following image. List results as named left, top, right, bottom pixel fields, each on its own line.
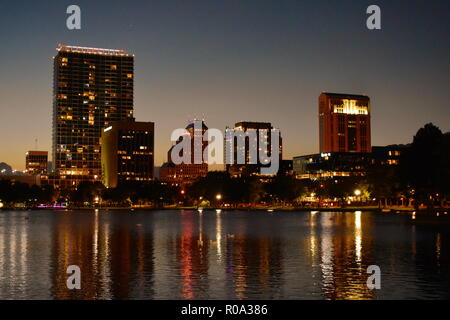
left=225, top=121, right=282, bottom=177
left=160, top=120, right=208, bottom=185
left=25, top=151, right=48, bottom=175
left=52, top=44, right=134, bottom=187
left=101, top=120, right=154, bottom=188
left=319, top=93, right=371, bottom=153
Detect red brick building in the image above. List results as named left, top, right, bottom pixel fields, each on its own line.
left=319, top=93, right=371, bottom=153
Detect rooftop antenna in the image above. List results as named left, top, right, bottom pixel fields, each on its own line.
left=34, top=138, right=38, bottom=150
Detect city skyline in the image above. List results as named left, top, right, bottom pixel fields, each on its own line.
left=0, top=0, right=449, bottom=171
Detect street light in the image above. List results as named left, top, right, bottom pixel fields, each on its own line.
left=216, top=194, right=222, bottom=200
left=354, top=189, right=361, bottom=204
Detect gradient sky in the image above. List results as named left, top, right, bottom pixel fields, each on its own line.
left=0, top=0, right=449, bottom=170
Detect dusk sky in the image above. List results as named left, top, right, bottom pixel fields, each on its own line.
left=0, top=0, right=449, bottom=170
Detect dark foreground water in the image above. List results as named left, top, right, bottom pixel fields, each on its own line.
left=0, top=209, right=449, bottom=300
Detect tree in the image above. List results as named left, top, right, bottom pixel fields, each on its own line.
left=266, top=175, right=306, bottom=203
left=69, top=181, right=105, bottom=206
left=367, top=163, right=400, bottom=208
left=399, top=123, right=450, bottom=209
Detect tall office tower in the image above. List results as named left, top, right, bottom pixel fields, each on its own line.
left=319, top=93, right=371, bottom=153
left=25, top=151, right=48, bottom=175
left=101, top=120, right=154, bottom=188
left=225, top=121, right=282, bottom=177
left=160, top=120, right=209, bottom=186
left=52, top=44, right=134, bottom=187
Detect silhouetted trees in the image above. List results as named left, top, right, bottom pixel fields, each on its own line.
left=399, top=123, right=450, bottom=208
left=100, top=181, right=179, bottom=207
left=187, top=172, right=307, bottom=206
left=266, top=175, right=307, bottom=203
left=0, top=180, right=55, bottom=206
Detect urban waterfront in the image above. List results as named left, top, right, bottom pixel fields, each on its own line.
left=0, top=210, right=448, bottom=300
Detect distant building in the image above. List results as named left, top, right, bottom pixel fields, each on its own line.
left=159, top=162, right=208, bottom=186
left=293, top=152, right=371, bottom=180
left=371, top=145, right=408, bottom=166
left=319, top=93, right=371, bottom=153
left=25, top=151, right=48, bottom=175
left=52, top=44, right=135, bottom=188
left=160, top=120, right=208, bottom=185
left=293, top=144, right=408, bottom=180
left=225, top=121, right=282, bottom=177
left=101, top=120, right=154, bottom=188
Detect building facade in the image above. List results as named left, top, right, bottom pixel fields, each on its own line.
left=225, top=121, right=282, bottom=177
left=371, top=145, right=407, bottom=166
left=52, top=44, right=134, bottom=188
left=293, top=145, right=407, bottom=180
left=25, top=151, right=48, bottom=175
left=319, top=93, right=371, bottom=153
left=101, top=120, right=154, bottom=188
left=159, top=120, right=208, bottom=186
left=293, top=152, right=372, bottom=180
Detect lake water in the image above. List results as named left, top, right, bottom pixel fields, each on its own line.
left=0, top=209, right=448, bottom=299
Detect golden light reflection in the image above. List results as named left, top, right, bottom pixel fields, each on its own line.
left=355, top=211, right=362, bottom=264
left=309, top=211, right=317, bottom=262
left=216, top=211, right=222, bottom=259
left=320, top=213, right=334, bottom=295
left=436, top=233, right=441, bottom=263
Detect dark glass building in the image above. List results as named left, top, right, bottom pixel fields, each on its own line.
left=52, top=44, right=134, bottom=188
left=293, top=145, right=407, bottom=180
left=371, top=145, right=408, bottom=166
left=101, top=120, right=154, bottom=188
left=293, top=152, right=372, bottom=180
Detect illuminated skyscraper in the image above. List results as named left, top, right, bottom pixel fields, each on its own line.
left=52, top=44, right=134, bottom=187
left=319, top=93, right=371, bottom=153
left=101, top=120, right=154, bottom=188
left=225, top=121, right=282, bottom=177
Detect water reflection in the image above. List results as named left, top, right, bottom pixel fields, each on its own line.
left=314, top=211, right=375, bottom=300
left=0, top=210, right=449, bottom=299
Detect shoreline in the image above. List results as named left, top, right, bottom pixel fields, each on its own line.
left=2, top=206, right=449, bottom=225
left=1, top=205, right=449, bottom=214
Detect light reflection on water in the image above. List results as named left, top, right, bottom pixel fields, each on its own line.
left=0, top=210, right=449, bottom=300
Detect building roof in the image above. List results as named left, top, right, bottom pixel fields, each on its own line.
left=56, top=44, right=133, bottom=57
left=321, top=92, right=370, bottom=100
left=26, top=151, right=48, bottom=156
left=234, top=121, right=273, bottom=129
left=185, top=120, right=208, bottom=130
